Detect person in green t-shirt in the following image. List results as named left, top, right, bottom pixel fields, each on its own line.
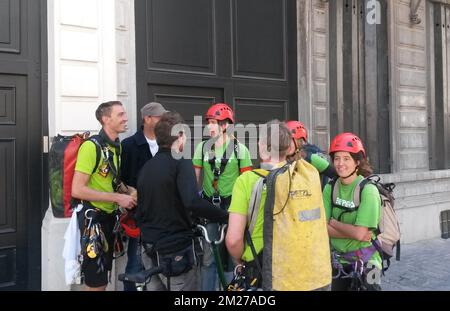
left=323, top=132, right=382, bottom=291
left=192, top=103, right=252, bottom=291
left=72, top=101, right=137, bottom=291
left=226, top=121, right=293, bottom=263
left=286, top=120, right=336, bottom=187
left=228, top=120, right=328, bottom=290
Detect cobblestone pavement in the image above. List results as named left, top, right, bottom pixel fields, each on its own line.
left=382, top=238, right=450, bottom=291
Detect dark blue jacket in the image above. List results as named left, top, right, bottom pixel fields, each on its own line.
left=121, top=129, right=153, bottom=187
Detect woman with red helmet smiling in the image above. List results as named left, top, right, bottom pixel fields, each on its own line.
left=323, top=133, right=382, bottom=291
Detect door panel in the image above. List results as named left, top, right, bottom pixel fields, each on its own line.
left=136, top=0, right=298, bottom=155
left=0, top=0, right=44, bottom=290
left=146, top=0, right=216, bottom=74
left=0, top=0, right=20, bottom=53
left=232, top=0, right=286, bottom=80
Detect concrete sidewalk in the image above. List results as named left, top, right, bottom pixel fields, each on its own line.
left=383, top=238, right=450, bottom=291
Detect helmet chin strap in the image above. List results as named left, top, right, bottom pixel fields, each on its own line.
left=341, top=166, right=358, bottom=179
left=221, top=123, right=235, bottom=140
left=292, top=138, right=301, bottom=154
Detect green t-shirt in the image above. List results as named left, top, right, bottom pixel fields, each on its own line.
left=309, top=153, right=330, bottom=173
left=192, top=139, right=253, bottom=198
left=323, top=175, right=382, bottom=269
left=74, top=140, right=120, bottom=213
left=228, top=170, right=266, bottom=262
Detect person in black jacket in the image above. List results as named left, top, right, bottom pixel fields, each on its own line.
left=136, top=111, right=228, bottom=291
left=120, top=102, right=167, bottom=291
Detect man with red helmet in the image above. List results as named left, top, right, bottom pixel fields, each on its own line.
left=323, top=133, right=382, bottom=291
left=286, top=120, right=336, bottom=188
left=193, top=103, right=253, bottom=291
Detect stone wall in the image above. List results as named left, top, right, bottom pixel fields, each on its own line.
left=297, top=0, right=330, bottom=151
left=389, top=0, right=429, bottom=173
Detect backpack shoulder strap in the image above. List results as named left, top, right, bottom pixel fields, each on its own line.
left=356, top=174, right=388, bottom=207
left=329, top=177, right=339, bottom=207
left=200, top=140, right=207, bottom=162
left=354, top=177, right=371, bottom=207
left=90, top=135, right=122, bottom=180
left=247, top=169, right=269, bottom=235
left=233, top=137, right=241, bottom=171
left=201, top=139, right=216, bottom=172
left=252, top=168, right=269, bottom=178
left=220, top=137, right=239, bottom=172
left=330, top=176, right=366, bottom=220
left=86, top=135, right=104, bottom=174
left=244, top=228, right=262, bottom=278
left=202, top=137, right=241, bottom=170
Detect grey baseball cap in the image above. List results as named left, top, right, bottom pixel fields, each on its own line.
left=140, top=102, right=168, bottom=119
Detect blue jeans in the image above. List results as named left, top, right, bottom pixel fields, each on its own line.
left=201, top=239, right=234, bottom=291
left=201, top=260, right=233, bottom=291
left=123, top=237, right=144, bottom=291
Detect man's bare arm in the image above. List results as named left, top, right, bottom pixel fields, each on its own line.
left=225, top=213, right=247, bottom=264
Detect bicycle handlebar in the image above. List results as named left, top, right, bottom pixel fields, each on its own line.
left=197, top=224, right=227, bottom=244
left=118, top=266, right=164, bottom=284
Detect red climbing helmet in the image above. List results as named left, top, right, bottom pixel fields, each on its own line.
left=286, top=120, right=308, bottom=141
left=205, top=103, right=235, bottom=124
left=120, top=213, right=140, bottom=238
left=329, top=132, right=366, bottom=158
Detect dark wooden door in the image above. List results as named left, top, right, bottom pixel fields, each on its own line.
left=0, top=0, right=45, bottom=290
left=135, top=0, right=298, bottom=155
left=431, top=4, right=450, bottom=170
left=329, top=0, right=390, bottom=173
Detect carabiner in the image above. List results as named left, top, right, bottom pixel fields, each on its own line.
left=84, top=208, right=95, bottom=229
left=212, top=195, right=221, bottom=206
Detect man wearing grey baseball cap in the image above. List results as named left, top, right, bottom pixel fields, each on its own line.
left=120, top=101, right=168, bottom=291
